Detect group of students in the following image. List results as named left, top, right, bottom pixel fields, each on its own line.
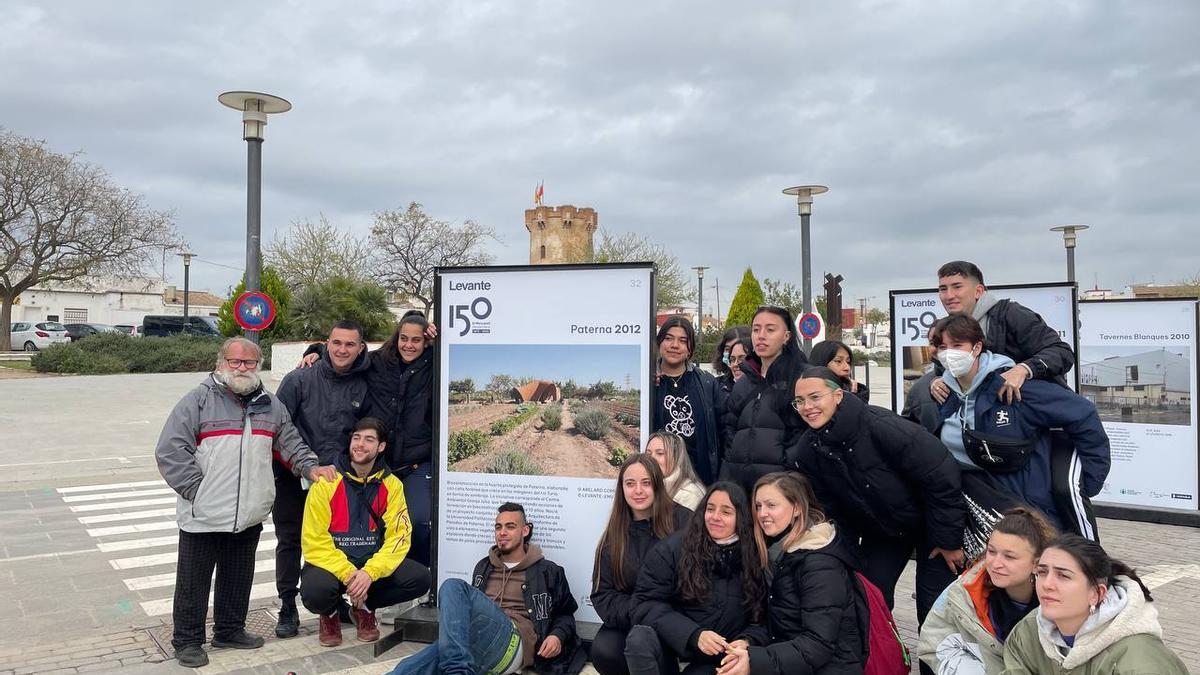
left=603, top=258, right=1182, bottom=674
left=587, top=443, right=1186, bottom=674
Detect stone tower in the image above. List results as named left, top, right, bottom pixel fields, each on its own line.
left=524, top=204, right=598, bottom=264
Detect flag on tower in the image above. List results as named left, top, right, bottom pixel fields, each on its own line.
left=534, top=182, right=544, bottom=206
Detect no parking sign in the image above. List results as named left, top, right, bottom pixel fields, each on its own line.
left=233, top=291, right=276, bottom=332
left=797, top=312, right=822, bottom=340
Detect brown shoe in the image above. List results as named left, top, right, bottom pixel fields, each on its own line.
left=319, top=612, right=342, bottom=647
left=351, top=607, right=380, bottom=642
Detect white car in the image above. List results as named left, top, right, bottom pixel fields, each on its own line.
left=9, top=321, right=71, bottom=351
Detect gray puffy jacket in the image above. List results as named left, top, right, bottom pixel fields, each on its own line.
left=155, top=375, right=319, bottom=533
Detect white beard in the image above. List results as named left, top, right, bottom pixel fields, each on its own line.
left=216, top=368, right=261, bottom=395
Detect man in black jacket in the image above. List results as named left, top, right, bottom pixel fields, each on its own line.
left=930, top=261, right=1097, bottom=539
left=391, top=503, right=585, bottom=675
left=793, top=368, right=965, bottom=625
left=931, top=260, right=1074, bottom=403
left=272, top=320, right=371, bottom=637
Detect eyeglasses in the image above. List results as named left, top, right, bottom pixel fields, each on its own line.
left=224, top=358, right=259, bottom=369
left=729, top=354, right=747, bottom=366
left=791, top=391, right=829, bottom=411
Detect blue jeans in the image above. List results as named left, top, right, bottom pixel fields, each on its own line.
left=389, top=578, right=518, bottom=675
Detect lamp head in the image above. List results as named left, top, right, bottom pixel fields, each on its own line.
left=783, top=185, right=829, bottom=215
left=218, top=91, right=292, bottom=141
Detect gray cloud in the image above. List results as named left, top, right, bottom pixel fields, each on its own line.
left=2, top=0, right=1196, bottom=314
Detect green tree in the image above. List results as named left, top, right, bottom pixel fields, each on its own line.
left=288, top=275, right=394, bottom=341
left=865, top=307, right=890, bottom=328
left=815, top=295, right=830, bottom=327
left=449, top=378, right=475, bottom=402
left=587, top=380, right=618, bottom=399
left=693, top=324, right=723, bottom=365
left=762, top=278, right=804, bottom=319
left=217, top=266, right=293, bottom=341
left=559, top=379, right=580, bottom=398
left=591, top=231, right=690, bottom=309
left=724, top=267, right=765, bottom=329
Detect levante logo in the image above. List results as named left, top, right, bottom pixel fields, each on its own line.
left=448, top=281, right=494, bottom=336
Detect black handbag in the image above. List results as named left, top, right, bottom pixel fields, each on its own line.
left=961, top=426, right=1034, bottom=474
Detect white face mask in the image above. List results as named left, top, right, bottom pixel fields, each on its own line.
left=938, top=349, right=976, bottom=377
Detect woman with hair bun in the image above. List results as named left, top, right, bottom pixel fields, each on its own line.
left=918, top=506, right=1058, bottom=674
left=808, top=340, right=869, bottom=403
left=1002, top=534, right=1186, bottom=674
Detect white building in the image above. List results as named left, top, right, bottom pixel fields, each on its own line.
left=12, top=277, right=224, bottom=327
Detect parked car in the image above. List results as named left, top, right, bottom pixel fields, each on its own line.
left=9, top=321, right=72, bottom=351
left=64, top=323, right=123, bottom=340
left=113, top=324, right=140, bottom=336
left=141, top=315, right=222, bottom=338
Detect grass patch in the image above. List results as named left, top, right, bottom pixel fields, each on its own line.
left=483, top=449, right=544, bottom=475
left=0, top=361, right=33, bottom=371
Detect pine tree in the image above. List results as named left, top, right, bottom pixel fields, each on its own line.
left=724, top=267, right=765, bottom=329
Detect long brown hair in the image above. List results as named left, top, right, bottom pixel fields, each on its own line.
left=678, top=482, right=766, bottom=623
left=592, top=454, right=676, bottom=592
left=751, top=471, right=827, bottom=565
left=645, top=431, right=701, bottom=495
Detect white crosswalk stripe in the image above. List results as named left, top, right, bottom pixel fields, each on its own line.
left=61, top=479, right=286, bottom=618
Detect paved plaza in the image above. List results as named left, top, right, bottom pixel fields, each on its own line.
left=1, top=371, right=1199, bottom=673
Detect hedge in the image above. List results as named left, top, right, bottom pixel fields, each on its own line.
left=491, top=404, right=541, bottom=436
left=31, top=333, right=237, bottom=374
left=448, top=430, right=489, bottom=463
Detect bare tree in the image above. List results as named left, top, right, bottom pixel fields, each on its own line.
left=0, top=131, right=180, bottom=350
left=369, top=202, right=497, bottom=313
left=265, top=213, right=371, bottom=287
left=592, top=230, right=690, bottom=308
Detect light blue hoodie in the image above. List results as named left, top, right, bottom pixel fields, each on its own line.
left=939, top=351, right=1015, bottom=467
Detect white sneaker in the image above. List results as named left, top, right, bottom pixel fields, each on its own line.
left=378, top=604, right=398, bottom=625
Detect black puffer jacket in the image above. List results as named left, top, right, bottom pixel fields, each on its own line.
left=275, top=348, right=370, bottom=467
left=722, top=351, right=808, bottom=497
left=631, top=531, right=768, bottom=659
left=364, top=349, right=434, bottom=470
left=980, top=298, right=1074, bottom=387
left=591, top=505, right=691, bottom=631
left=793, top=393, right=964, bottom=550
left=749, top=523, right=865, bottom=675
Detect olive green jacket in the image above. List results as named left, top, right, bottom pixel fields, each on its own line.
left=1001, top=577, right=1187, bottom=674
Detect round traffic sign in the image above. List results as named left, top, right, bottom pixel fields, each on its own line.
left=233, top=291, right=277, bottom=332
left=797, top=312, right=822, bottom=340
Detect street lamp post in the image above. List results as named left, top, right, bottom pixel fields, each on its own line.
left=782, top=185, right=828, bottom=351
left=178, top=252, right=195, bottom=319
left=218, top=91, right=291, bottom=343
left=692, top=266, right=709, bottom=336
left=1050, top=224, right=1090, bottom=283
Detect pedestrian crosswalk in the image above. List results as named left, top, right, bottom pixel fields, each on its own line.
left=59, top=479, right=287, bottom=619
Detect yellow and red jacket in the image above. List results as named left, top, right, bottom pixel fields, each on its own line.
left=301, top=458, right=412, bottom=583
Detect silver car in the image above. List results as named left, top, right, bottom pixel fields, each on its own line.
left=9, top=321, right=71, bottom=351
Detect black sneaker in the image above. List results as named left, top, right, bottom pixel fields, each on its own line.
left=175, top=644, right=209, bottom=667
left=211, top=629, right=265, bottom=650
left=275, top=598, right=300, bottom=639
left=338, top=599, right=353, bottom=625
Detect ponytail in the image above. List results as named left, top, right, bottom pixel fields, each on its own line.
left=1045, top=534, right=1153, bottom=602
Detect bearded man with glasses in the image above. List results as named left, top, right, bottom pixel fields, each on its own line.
left=155, top=337, right=337, bottom=667
left=790, top=365, right=965, bottom=629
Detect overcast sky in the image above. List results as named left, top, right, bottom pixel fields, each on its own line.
left=2, top=1, right=1197, bottom=317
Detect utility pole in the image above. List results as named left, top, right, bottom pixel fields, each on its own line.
left=712, top=278, right=722, bottom=325
left=692, top=266, right=709, bottom=332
